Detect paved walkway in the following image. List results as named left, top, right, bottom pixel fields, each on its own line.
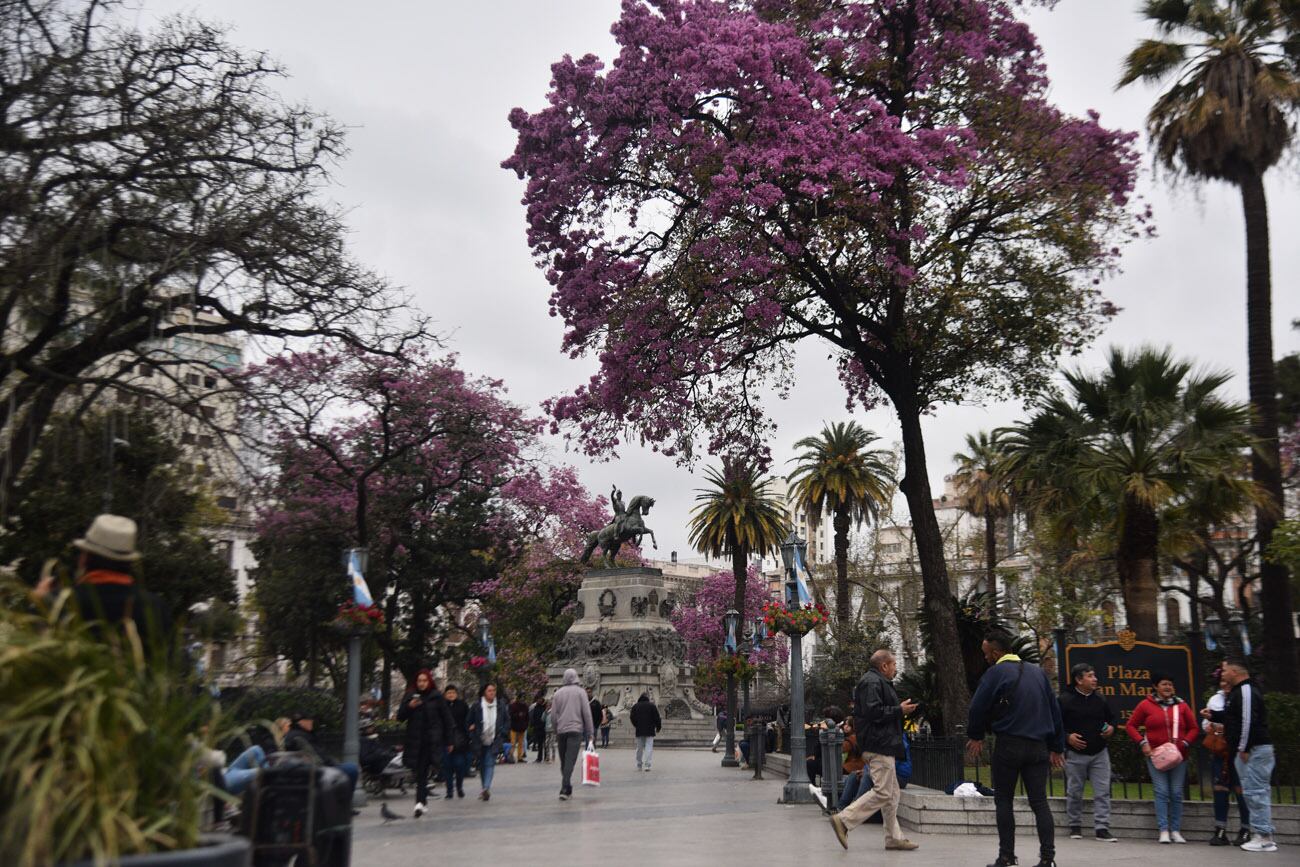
left=350, top=748, right=1267, bottom=865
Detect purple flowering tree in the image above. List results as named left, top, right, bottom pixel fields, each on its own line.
left=505, top=0, right=1145, bottom=730
left=671, top=566, right=786, bottom=705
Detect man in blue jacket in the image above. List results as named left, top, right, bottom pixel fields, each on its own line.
left=966, top=631, right=1065, bottom=867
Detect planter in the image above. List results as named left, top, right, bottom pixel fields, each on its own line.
left=69, top=834, right=250, bottom=867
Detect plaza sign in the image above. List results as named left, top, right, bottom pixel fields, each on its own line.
left=1063, top=630, right=1194, bottom=722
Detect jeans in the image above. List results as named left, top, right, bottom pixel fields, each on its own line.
left=1145, top=757, right=1187, bottom=831
left=838, top=769, right=867, bottom=811
left=1235, top=745, right=1275, bottom=836
left=336, top=761, right=359, bottom=795
left=991, top=735, right=1054, bottom=862
left=221, top=745, right=266, bottom=796
left=1211, top=753, right=1249, bottom=828
left=1064, top=749, right=1111, bottom=829
left=635, top=735, right=654, bottom=769
left=558, top=732, right=583, bottom=792
left=444, top=751, right=468, bottom=797
left=837, top=752, right=904, bottom=843
left=477, top=744, right=498, bottom=792
left=601, top=726, right=611, bottom=747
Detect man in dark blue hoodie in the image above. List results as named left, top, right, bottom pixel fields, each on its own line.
left=966, top=630, right=1065, bottom=867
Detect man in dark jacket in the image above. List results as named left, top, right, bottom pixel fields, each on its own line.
left=508, top=694, right=530, bottom=763
left=967, top=631, right=1065, bottom=867
left=443, top=684, right=471, bottom=798
left=829, top=649, right=920, bottom=853
left=1058, top=663, right=1118, bottom=841
left=1218, top=659, right=1277, bottom=852
left=629, top=693, right=662, bottom=772
left=282, top=712, right=360, bottom=795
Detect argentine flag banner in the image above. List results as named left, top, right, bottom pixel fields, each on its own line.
left=791, top=545, right=814, bottom=606
left=347, top=549, right=373, bottom=607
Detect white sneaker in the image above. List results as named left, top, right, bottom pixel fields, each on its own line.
left=1241, top=835, right=1278, bottom=853
left=413, top=802, right=426, bottom=818
left=1170, top=831, right=1187, bottom=844
left=1159, top=830, right=1171, bottom=844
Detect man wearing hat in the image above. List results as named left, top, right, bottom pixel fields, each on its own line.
left=38, top=514, right=171, bottom=650
left=1057, top=662, right=1118, bottom=841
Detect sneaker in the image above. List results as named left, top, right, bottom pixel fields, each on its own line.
left=558, top=790, right=570, bottom=801
left=1210, top=828, right=1230, bottom=846
left=457, top=788, right=465, bottom=799
left=1070, top=827, right=1082, bottom=840
left=1159, top=830, right=1171, bottom=844
left=413, top=802, right=425, bottom=818
left=644, top=766, right=651, bottom=772
left=830, top=814, right=849, bottom=850
left=1236, top=828, right=1253, bottom=847
left=1033, top=861, right=1056, bottom=867
left=885, top=839, right=920, bottom=851
left=1095, top=829, right=1117, bottom=842
left=1241, top=835, right=1278, bottom=853
left=986, top=858, right=1017, bottom=867
left=482, top=790, right=490, bottom=802
left=1171, top=831, right=1187, bottom=844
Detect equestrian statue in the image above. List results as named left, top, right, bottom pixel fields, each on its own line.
left=580, top=485, right=658, bottom=567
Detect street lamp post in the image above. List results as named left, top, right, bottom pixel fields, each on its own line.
left=722, top=608, right=741, bottom=768
left=342, top=547, right=369, bottom=807
left=779, top=529, right=816, bottom=804
left=742, top=615, right=766, bottom=722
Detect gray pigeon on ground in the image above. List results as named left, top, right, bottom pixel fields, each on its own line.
left=380, top=802, right=403, bottom=823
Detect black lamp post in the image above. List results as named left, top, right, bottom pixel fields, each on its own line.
left=741, top=615, right=767, bottom=723
left=779, top=529, right=816, bottom=804
left=721, top=607, right=741, bottom=768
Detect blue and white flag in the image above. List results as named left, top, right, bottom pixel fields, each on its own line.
left=487, top=640, right=498, bottom=664
left=791, top=545, right=814, bottom=606
left=347, top=549, right=373, bottom=607
left=724, top=618, right=738, bottom=654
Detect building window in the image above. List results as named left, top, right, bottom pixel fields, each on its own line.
left=203, top=375, right=217, bottom=389
left=217, top=496, right=238, bottom=511
left=198, top=435, right=215, bottom=449
left=185, top=373, right=202, bottom=386
left=181, top=432, right=197, bottom=445
left=1164, top=598, right=1182, bottom=633
left=200, top=406, right=216, bottom=421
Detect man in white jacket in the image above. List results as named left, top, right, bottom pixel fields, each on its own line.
left=551, top=668, right=595, bottom=799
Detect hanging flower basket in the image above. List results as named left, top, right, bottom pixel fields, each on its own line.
left=712, top=654, right=756, bottom=679
left=328, top=601, right=384, bottom=636
left=762, top=600, right=828, bottom=636
left=468, top=655, right=492, bottom=670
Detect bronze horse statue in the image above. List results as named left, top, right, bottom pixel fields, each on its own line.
left=581, top=494, right=658, bottom=567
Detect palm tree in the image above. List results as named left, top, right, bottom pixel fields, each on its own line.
left=1120, top=0, right=1299, bottom=684
left=787, top=422, right=894, bottom=627
left=687, top=459, right=787, bottom=624
left=1007, top=347, right=1257, bottom=640
left=951, top=431, right=1014, bottom=610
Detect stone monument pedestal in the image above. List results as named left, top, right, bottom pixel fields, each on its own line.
left=547, top=567, right=713, bottom=735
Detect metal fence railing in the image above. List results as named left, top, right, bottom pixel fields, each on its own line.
left=908, top=734, right=1298, bottom=805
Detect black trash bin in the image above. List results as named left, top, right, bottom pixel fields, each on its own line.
left=241, top=753, right=352, bottom=867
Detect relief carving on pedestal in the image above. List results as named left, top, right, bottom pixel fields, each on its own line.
left=630, top=595, right=649, bottom=618
left=597, top=589, right=617, bottom=619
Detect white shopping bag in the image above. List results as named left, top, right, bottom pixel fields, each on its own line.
left=581, top=745, right=601, bottom=786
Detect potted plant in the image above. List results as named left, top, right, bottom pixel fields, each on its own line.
left=0, top=591, right=251, bottom=866
left=761, top=600, right=830, bottom=636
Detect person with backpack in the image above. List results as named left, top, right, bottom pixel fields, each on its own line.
left=1125, top=672, right=1199, bottom=844
left=966, top=630, right=1065, bottom=867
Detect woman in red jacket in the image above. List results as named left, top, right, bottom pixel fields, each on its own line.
left=1126, top=673, right=1199, bottom=844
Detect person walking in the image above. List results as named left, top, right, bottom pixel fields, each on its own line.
left=829, top=649, right=921, bottom=853
left=543, top=700, right=557, bottom=762
left=530, top=694, right=547, bottom=763
left=1125, top=672, right=1199, bottom=844
left=630, top=692, right=661, bottom=772
left=443, top=684, right=471, bottom=799
left=713, top=707, right=728, bottom=753
left=586, top=687, right=604, bottom=748
left=396, top=669, right=455, bottom=817
left=466, top=682, right=511, bottom=801
left=508, top=692, right=530, bottom=764
left=967, top=630, right=1065, bottom=867
left=1057, top=662, right=1118, bottom=842
left=600, top=704, right=612, bottom=748
left=552, top=668, right=595, bottom=800
left=1201, top=668, right=1251, bottom=846
left=1217, top=658, right=1278, bottom=852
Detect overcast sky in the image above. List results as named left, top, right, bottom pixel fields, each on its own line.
left=145, top=0, right=1299, bottom=564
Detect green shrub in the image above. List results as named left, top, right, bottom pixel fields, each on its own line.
left=1266, top=692, right=1299, bottom=785
left=221, top=685, right=343, bottom=735
left=0, top=593, right=224, bottom=865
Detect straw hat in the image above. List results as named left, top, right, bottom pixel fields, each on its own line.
left=72, top=514, right=142, bottom=562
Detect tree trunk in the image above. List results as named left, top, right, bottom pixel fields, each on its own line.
left=895, top=398, right=972, bottom=734
left=730, top=536, right=746, bottom=745
left=1239, top=172, right=1298, bottom=692
left=984, top=512, right=998, bottom=609
left=1116, top=497, right=1160, bottom=640
left=833, top=506, right=852, bottom=626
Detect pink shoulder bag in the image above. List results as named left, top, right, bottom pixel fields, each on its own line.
left=1150, top=704, right=1184, bottom=771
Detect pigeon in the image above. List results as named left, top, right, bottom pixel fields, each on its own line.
left=380, top=802, right=403, bottom=823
